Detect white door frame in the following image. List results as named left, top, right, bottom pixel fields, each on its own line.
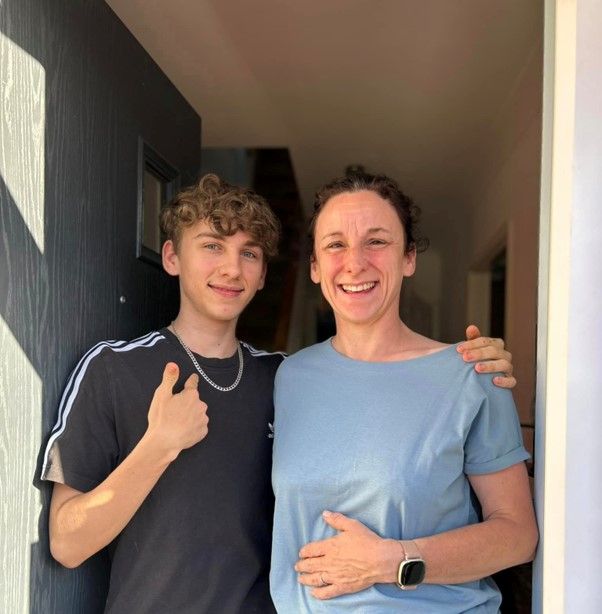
left=533, top=0, right=602, bottom=614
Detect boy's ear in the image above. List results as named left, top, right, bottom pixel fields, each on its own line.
left=310, top=255, right=320, bottom=284
left=162, top=240, right=179, bottom=276
left=258, top=262, right=267, bottom=290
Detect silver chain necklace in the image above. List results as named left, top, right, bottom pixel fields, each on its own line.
left=170, top=323, right=244, bottom=392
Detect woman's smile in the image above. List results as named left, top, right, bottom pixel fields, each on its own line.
left=339, top=281, right=378, bottom=294
left=311, top=190, right=415, bottom=328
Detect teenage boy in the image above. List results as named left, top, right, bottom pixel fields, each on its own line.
left=41, top=174, right=515, bottom=613
left=41, top=174, right=283, bottom=613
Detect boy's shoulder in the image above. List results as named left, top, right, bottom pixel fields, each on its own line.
left=65, top=332, right=175, bottom=392
left=79, top=330, right=169, bottom=367
left=240, top=341, right=286, bottom=369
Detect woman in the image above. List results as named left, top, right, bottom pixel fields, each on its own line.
left=270, top=172, right=538, bottom=612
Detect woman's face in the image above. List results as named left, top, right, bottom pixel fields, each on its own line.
left=310, top=189, right=416, bottom=330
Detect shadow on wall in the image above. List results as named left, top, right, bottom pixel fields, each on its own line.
left=1, top=168, right=110, bottom=612
left=2, top=1, right=200, bottom=611
left=1, top=22, right=110, bottom=610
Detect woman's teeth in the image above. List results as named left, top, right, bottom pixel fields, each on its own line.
left=341, top=282, right=376, bottom=293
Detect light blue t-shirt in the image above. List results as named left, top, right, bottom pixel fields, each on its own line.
left=270, top=340, right=529, bottom=613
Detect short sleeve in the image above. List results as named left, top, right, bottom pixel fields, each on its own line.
left=464, top=375, right=530, bottom=475
left=40, top=347, right=119, bottom=492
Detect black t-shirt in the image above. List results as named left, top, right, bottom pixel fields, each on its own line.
left=41, top=329, right=284, bottom=613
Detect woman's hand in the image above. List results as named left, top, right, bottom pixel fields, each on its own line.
left=458, top=325, right=516, bottom=388
left=295, top=511, right=400, bottom=599
left=295, top=466, right=538, bottom=600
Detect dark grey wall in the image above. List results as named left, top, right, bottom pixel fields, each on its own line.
left=0, top=1, right=201, bottom=611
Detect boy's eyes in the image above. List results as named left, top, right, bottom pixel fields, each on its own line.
left=202, top=243, right=261, bottom=260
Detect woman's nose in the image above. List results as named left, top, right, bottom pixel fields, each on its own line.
left=344, top=246, right=367, bottom=273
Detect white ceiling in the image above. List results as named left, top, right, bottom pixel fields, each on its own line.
left=106, top=0, right=543, bottom=225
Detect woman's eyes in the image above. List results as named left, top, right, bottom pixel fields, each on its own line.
left=324, top=238, right=388, bottom=250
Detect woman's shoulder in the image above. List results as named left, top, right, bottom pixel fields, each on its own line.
left=391, top=330, right=452, bottom=361
left=277, top=340, right=331, bottom=372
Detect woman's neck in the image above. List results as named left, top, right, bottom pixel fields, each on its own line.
left=331, top=318, right=446, bottom=362
left=331, top=319, right=411, bottom=362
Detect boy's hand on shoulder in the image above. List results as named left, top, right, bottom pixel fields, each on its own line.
left=145, top=363, right=209, bottom=461
left=458, top=325, right=517, bottom=389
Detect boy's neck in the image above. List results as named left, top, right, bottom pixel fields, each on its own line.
left=169, top=313, right=239, bottom=358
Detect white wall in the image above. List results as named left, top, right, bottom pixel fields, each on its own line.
left=534, top=1, right=602, bottom=611
left=438, top=37, right=543, bottom=441
left=564, top=0, right=602, bottom=609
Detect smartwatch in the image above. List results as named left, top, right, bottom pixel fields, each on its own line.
left=395, top=540, right=426, bottom=590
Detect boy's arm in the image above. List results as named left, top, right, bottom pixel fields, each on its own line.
left=49, top=363, right=208, bottom=568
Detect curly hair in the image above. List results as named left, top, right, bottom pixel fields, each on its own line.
left=310, top=171, right=429, bottom=254
left=160, top=174, right=281, bottom=260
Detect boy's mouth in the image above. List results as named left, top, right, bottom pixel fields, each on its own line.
left=209, top=284, right=244, bottom=297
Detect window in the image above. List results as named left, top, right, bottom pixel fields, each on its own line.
left=137, top=139, right=180, bottom=266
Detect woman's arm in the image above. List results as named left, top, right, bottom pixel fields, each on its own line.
left=295, top=463, right=538, bottom=599
left=414, top=463, right=537, bottom=583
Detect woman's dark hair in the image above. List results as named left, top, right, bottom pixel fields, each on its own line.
left=310, top=171, right=429, bottom=254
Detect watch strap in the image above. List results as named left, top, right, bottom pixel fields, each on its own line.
left=400, top=539, right=422, bottom=560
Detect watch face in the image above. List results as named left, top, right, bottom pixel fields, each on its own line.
left=401, top=560, right=426, bottom=586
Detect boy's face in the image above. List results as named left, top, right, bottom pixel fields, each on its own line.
left=162, top=219, right=267, bottom=326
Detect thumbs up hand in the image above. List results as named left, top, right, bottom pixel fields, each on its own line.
left=145, top=363, right=209, bottom=461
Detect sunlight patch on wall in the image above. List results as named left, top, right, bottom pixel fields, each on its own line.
left=0, top=315, right=42, bottom=610
left=0, top=31, right=45, bottom=253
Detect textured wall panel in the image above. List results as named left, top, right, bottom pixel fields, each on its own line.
left=0, top=0, right=201, bottom=611
left=0, top=25, right=46, bottom=614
